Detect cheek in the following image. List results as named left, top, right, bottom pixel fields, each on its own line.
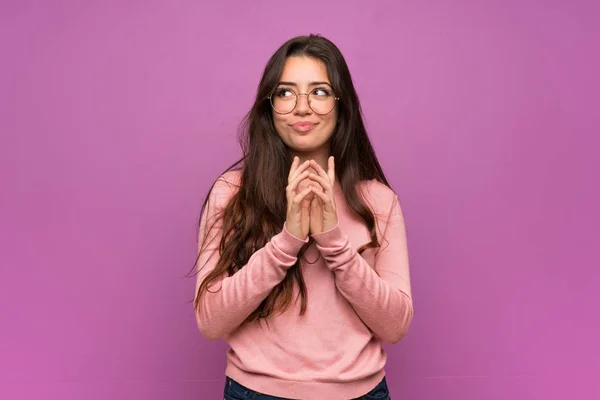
left=322, top=112, right=338, bottom=135
left=324, top=106, right=338, bottom=125
left=272, top=113, right=289, bottom=135
left=332, top=109, right=339, bottom=126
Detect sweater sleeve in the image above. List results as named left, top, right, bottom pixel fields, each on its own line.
left=194, top=176, right=307, bottom=340
left=311, top=194, right=413, bottom=344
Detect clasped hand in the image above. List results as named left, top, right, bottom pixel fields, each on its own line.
left=285, top=156, right=338, bottom=240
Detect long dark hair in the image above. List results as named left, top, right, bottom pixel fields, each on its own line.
left=193, top=34, right=390, bottom=321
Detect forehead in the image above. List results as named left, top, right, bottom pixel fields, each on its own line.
left=279, top=56, right=330, bottom=83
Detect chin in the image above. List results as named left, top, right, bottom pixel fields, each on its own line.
left=288, top=136, right=329, bottom=151
left=291, top=146, right=329, bottom=157
left=288, top=145, right=315, bottom=154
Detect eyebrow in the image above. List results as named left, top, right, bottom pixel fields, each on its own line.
left=278, top=81, right=332, bottom=87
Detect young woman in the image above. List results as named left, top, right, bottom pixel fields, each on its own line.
left=193, top=34, right=413, bottom=400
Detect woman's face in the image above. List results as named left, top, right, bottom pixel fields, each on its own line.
left=271, top=56, right=338, bottom=159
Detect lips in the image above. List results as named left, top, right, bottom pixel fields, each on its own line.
left=291, top=122, right=317, bottom=132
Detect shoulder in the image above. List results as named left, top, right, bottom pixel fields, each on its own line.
left=358, top=179, right=399, bottom=217
left=208, top=169, right=243, bottom=207
left=214, top=169, right=242, bottom=190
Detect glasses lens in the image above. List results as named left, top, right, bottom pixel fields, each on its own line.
left=270, top=87, right=337, bottom=115
left=270, top=88, right=296, bottom=114
left=308, top=88, right=336, bottom=115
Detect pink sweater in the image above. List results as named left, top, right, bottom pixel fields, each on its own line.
left=195, top=170, right=413, bottom=400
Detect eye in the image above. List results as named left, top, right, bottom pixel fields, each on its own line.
left=274, top=88, right=294, bottom=98
left=312, top=87, right=331, bottom=97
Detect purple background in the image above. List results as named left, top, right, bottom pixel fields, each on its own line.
left=1, top=1, right=598, bottom=399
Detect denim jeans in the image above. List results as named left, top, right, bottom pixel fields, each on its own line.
left=223, top=376, right=391, bottom=400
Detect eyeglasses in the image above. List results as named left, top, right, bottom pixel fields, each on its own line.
left=268, top=87, right=339, bottom=115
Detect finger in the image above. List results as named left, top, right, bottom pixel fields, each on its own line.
left=302, top=199, right=310, bottom=216
left=291, top=186, right=313, bottom=211
left=310, top=195, right=321, bottom=215
left=286, top=171, right=311, bottom=205
left=288, top=170, right=310, bottom=194
left=301, top=204, right=310, bottom=233
left=311, top=187, right=334, bottom=209
left=307, top=172, right=330, bottom=192
left=288, top=156, right=299, bottom=180
left=328, top=156, right=335, bottom=185
left=288, top=157, right=302, bottom=182
left=310, top=160, right=327, bottom=175
left=289, top=160, right=311, bottom=184
left=308, top=160, right=329, bottom=181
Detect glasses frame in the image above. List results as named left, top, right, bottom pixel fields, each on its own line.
left=267, top=87, right=340, bottom=115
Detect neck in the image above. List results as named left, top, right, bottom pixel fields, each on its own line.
left=292, top=148, right=330, bottom=172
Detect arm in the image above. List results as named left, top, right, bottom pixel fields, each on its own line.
left=194, top=177, right=307, bottom=340
left=311, top=195, right=414, bottom=343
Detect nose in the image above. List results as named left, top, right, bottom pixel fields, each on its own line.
left=294, top=93, right=312, bottom=115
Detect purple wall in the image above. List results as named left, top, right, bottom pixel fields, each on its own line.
left=1, top=1, right=598, bottom=399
